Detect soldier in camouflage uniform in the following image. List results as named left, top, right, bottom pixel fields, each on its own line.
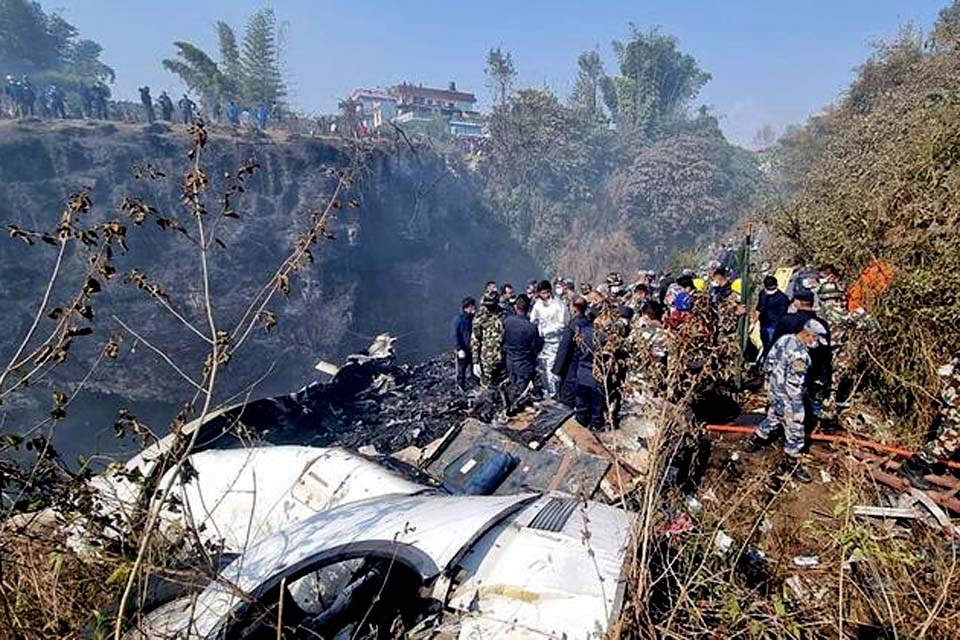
left=902, top=352, right=960, bottom=489
left=471, top=291, right=506, bottom=388
left=747, top=319, right=830, bottom=483
left=628, top=300, right=668, bottom=397
left=817, top=281, right=877, bottom=412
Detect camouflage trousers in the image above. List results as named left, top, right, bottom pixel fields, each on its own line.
left=479, top=360, right=506, bottom=389
left=755, top=393, right=806, bottom=456
left=918, top=417, right=960, bottom=465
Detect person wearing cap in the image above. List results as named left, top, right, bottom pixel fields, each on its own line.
left=530, top=279, right=569, bottom=399
left=773, top=288, right=832, bottom=414
left=470, top=291, right=506, bottom=388
left=747, top=318, right=829, bottom=483
left=502, top=294, right=544, bottom=407
left=451, top=297, right=478, bottom=392
left=606, top=272, right=626, bottom=301
left=902, top=351, right=960, bottom=489
left=562, top=278, right=577, bottom=303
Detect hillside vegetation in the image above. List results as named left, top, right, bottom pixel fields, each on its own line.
left=770, top=4, right=960, bottom=433
left=480, top=27, right=765, bottom=278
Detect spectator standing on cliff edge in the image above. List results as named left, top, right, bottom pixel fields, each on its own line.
left=139, top=86, right=155, bottom=123
left=157, top=91, right=174, bottom=121
left=178, top=94, right=195, bottom=124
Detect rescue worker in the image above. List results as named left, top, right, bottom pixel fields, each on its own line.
left=606, top=272, right=626, bottom=302
left=502, top=294, right=544, bottom=404
left=451, top=297, right=478, bottom=392
left=709, top=266, right=734, bottom=304
left=773, top=289, right=832, bottom=416
left=255, top=103, right=268, bottom=129
left=755, top=275, right=790, bottom=357
left=139, top=86, right=155, bottom=123
left=484, top=281, right=498, bottom=298
left=500, top=283, right=517, bottom=315
left=629, top=283, right=650, bottom=310
left=902, top=352, right=960, bottom=489
left=747, top=319, right=830, bottom=483
left=178, top=94, right=196, bottom=124
left=552, top=296, right=590, bottom=408
left=470, top=291, right=506, bottom=388
left=632, top=300, right=668, bottom=395
left=157, top=91, right=174, bottom=121
left=576, top=308, right=604, bottom=429
left=530, top=279, right=569, bottom=399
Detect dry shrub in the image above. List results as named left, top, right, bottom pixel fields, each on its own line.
left=614, top=434, right=960, bottom=639
left=0, top=515, right=120, bottom=639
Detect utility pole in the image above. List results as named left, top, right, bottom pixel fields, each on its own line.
left=736, top=227, right=753, bottom=389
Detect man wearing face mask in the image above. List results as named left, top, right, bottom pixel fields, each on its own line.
left=747, top=319, right=830, bottom=483
left=530, top=279, right=569, bottom=399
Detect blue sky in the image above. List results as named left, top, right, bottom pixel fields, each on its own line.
left=51, top=0, right=946, bottom=146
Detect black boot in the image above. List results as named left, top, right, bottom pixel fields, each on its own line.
left=779, top=457, right=812, bottom=483
left=745, top=434, right=773, bottom=453
left=901, top=455, right=933, bottom=490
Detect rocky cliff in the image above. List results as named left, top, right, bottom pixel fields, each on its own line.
left=0, top=120, right=537, bottom=408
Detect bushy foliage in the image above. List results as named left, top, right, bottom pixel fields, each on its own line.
left=482, top=28, right=762, bottom=279
left=162, top=8, right=286, bottom=107
left=771, top=7, right=960, bottom=429
left=0, top=0, right=114, bottom=84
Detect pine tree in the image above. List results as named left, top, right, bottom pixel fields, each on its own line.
left=217, top=21, right=242, bottom=101
left=240, top=8, right=286, bottom=107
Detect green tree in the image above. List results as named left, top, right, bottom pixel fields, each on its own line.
left=571, top=49, right=607, bottom=121
left=162, top=42, right=226, bottom=105
left=163, top=9, right=287, bottom=107
left=485, top=47, right=516, bottom=106
left=217, top=21, right=243, bottom=100
left=240, top=8, right=286, bottom=106
left=0, top=0, right=113, bottom=83
left=608, top=26, right=711, bottom=134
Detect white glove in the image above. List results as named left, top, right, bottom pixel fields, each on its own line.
left=457, top=349, right=467, bottom=359
left=473, top=364, right=481, bottom=377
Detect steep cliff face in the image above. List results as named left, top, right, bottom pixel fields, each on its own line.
left=0, top=120, right=537, bottom=406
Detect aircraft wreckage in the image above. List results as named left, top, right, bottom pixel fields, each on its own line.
left=67, top=336, right=678, bottom=639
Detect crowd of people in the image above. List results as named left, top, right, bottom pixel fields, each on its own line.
left=2, top=75, right=279, bottom=131
left=451, top=259, right=960, bottom=486
left=2, top=75, right=110, bottom=120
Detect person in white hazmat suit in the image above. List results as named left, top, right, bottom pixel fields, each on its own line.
left=530, top=279, right=569, bottom=399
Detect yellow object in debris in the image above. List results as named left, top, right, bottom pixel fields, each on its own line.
left=732, top=278, right=743, bottom=295
left=693, top=277, right=706, bottom=291
left=749, top=320, right=762, bottom=349
left=774, top=267, right=794, bottom=293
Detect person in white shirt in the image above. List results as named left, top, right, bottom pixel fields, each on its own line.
left=530, top=279, right=569, bottom=398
